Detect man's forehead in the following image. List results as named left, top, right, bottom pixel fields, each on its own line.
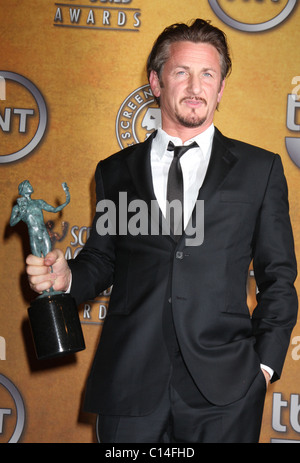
left=167, top=41, right=221, bottom=65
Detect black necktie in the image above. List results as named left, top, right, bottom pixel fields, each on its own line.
left=166, top=141, right=198, bottom=238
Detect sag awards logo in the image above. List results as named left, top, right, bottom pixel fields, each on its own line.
left=208, top=0, right=297, bottom=33
left=53, top=0, right=141, bottom=32
left=116, top=84, right=161, bottom=149
left=0, top=375, right=26, bottom=443
left=0, top=72, right=48, bottom=164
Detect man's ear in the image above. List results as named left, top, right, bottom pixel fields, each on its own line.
left=149, top=70, right=161, bottom=99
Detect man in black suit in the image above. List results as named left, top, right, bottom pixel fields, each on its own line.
left=26, top=19, right=298, bottom=443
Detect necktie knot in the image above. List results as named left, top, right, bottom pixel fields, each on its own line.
left=167, top=141, right=198, bottom=159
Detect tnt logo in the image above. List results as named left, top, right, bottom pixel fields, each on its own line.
left=271, top=393, right=300, bottom=442
left=208, top=0, right=297, bottom=32
left=0, top=71, right=47, bottom=164
left=0, top=375, right=25, bottom=443
left=286, top=76, right=300, bottom=168
left=0, top=76, right=5, bottom=100
left=287, top=77, right=300, bottom=131
left=0, top=336, right=5, bottom=360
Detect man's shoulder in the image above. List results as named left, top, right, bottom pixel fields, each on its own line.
left=98, top=135, right=153, bottom=176
left=214, top=127, right=279, bottom=165
left=110, top=143, right=140, bottom=159
left=99, top=143, right=136, bottom=166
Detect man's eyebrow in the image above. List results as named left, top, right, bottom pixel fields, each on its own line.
left=200, top=67, right=218, bottom=73
left=174, top=65, right=218, bottom=73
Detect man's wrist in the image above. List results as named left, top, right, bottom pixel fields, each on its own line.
left=65, top=271, right=72, bottom=293
left=260, top=364, right=274, bottom=379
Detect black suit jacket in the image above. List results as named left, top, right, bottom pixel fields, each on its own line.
left=69, top=128, right=298, bottom=414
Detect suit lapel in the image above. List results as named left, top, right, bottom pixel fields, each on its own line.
left=198, top=128, right=238, bottom=201
left=125, top=131, right=173, bottom=239
left=183, top=129, right=238, bottom=245
left=125, top=131, right=157, bottom=205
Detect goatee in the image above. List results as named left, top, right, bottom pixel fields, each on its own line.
left=175, top=112, right=207, bottom=128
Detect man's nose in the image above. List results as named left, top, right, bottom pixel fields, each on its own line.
left=187, top=75, right=202, bottom=94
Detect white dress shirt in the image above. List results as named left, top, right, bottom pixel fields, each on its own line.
left=150, top=124, right=214, bottom=228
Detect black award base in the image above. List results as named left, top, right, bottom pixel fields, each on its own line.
left=28, top=292, right=85, bottom=360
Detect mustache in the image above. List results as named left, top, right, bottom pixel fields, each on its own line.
left=181, top=96, right=207, bottom=105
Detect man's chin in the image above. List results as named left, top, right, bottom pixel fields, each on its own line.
left=176, top=113, right=207, bottom=129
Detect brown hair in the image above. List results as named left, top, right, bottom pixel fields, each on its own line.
left=147, top=19, right=232, bottom=83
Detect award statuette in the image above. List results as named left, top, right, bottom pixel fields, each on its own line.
left=10, top=180, right=85, bottom=360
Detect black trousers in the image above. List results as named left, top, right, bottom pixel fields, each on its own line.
left=96, top=369, right=266, bottom=443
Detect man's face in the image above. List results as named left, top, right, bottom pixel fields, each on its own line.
left=150, top=41, right=225, bottom=138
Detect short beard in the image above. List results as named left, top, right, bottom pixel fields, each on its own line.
left=175, top=96, right=208, bottom=128
left=175, top=111, right=207, bottom=128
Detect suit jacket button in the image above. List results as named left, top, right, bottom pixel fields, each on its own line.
left=175, top=251, right=183, bottom=259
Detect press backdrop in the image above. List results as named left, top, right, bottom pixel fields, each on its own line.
left=0, top=0, right=300, bottom=443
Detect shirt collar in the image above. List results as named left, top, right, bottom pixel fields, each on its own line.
left=152, top=124, right=215, bottom=160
